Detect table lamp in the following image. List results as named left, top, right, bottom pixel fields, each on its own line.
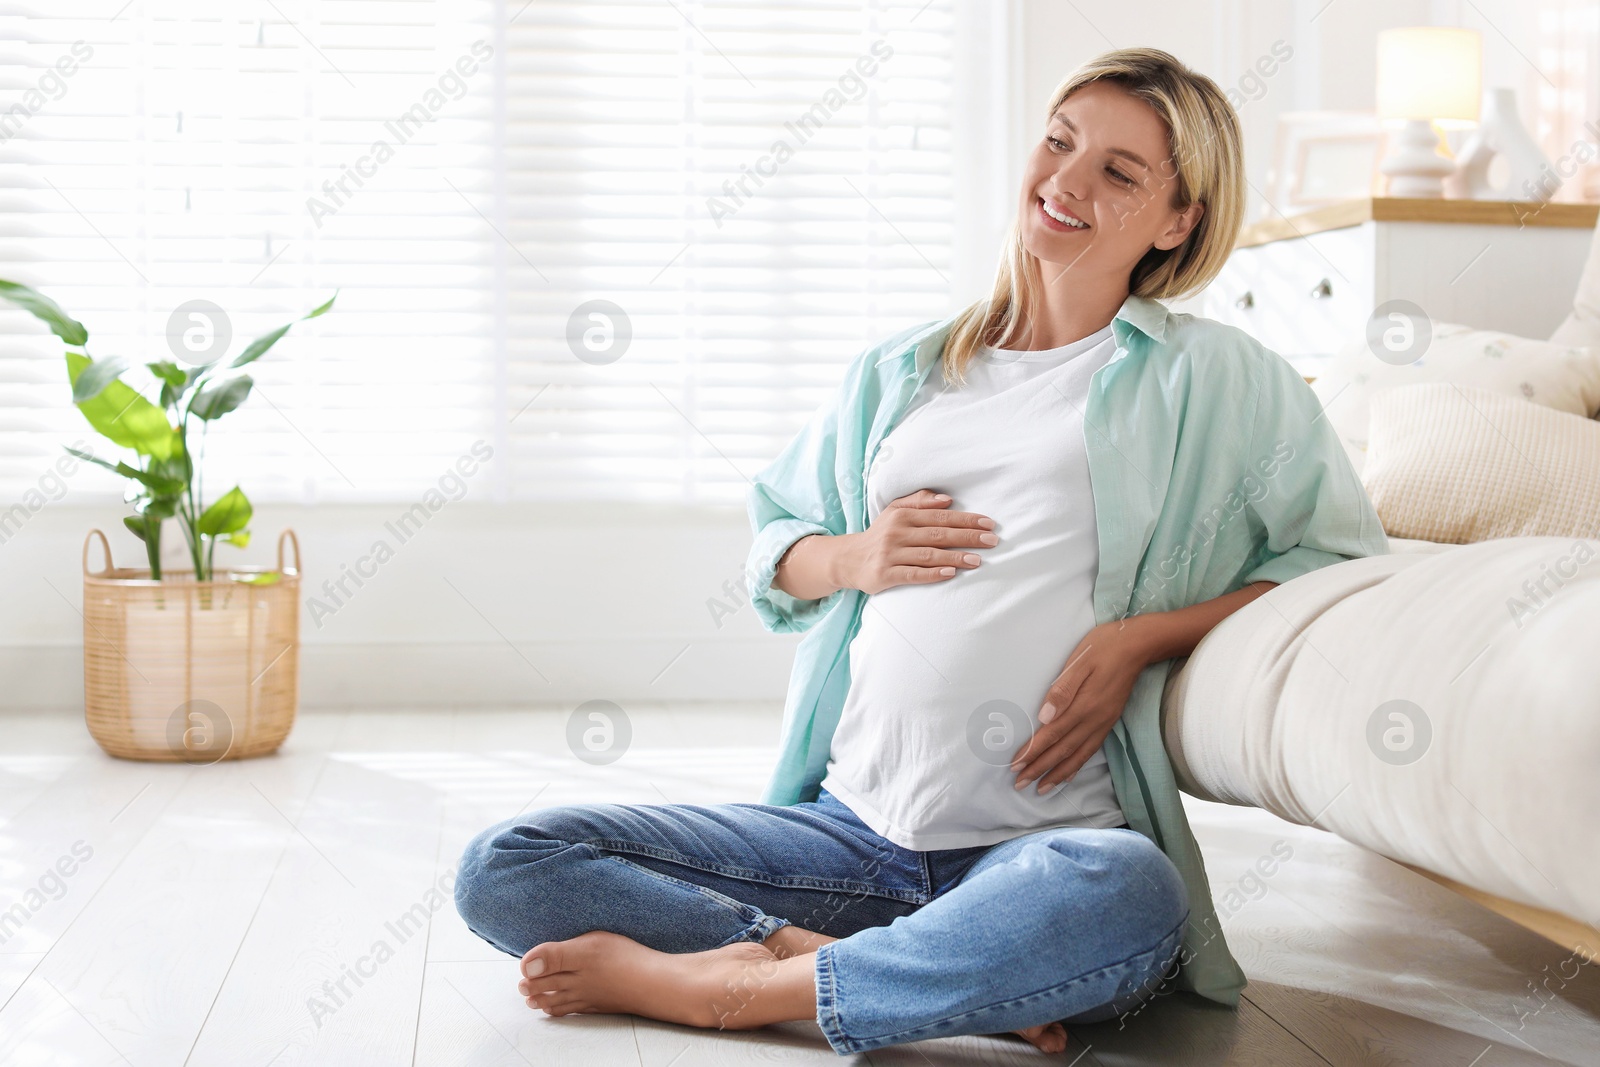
left=1376, top=27, right=1482, bottom=197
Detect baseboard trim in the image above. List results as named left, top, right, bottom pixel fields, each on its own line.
left=0, top=639, right=796, bottom=711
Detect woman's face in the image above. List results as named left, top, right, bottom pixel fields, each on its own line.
left=1018, top=80, right=1204, bottom=283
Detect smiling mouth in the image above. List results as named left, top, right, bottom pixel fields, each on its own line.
left=1038, top=197, right=1090, bottom=230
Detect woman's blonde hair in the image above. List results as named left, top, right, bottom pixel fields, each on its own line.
left=940, top=47, right=1245, bottom=384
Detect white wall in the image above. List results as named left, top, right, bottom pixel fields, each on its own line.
left=0, top=498, right=793, bottom=710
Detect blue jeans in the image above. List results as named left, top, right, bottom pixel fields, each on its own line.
left=454, top=786, right=1188, bottom=1055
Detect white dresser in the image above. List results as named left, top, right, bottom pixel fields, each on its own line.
left=1168, top=197, right=1600, bottom=376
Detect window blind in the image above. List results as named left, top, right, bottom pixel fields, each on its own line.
left=497, top=0, right=957, bottom=503
left=0, top=0, right=957, bottom=506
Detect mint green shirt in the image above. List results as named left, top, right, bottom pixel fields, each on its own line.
left=744, top=294, right=1390, bottom=1006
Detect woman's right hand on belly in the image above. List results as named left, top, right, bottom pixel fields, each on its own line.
left=840, top=489, right=999, bottom=595
left=773, top=490, right=998, bottom=601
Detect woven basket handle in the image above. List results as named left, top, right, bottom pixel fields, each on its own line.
left=277, top=529, right=301, bottom=575
left=82, top=529, right=113, bottom=577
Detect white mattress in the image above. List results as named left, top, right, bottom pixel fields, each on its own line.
left=1385, top=535, right=1461, bottom=554
left=1160, top=536, right=1600, bottom=926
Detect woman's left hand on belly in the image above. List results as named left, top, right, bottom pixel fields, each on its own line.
left=1008, top=620, right=1152, bottom=794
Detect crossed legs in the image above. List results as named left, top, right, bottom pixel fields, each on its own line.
left=455, top=798, right=1186, bottom=1055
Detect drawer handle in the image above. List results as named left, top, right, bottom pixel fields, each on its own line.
left=1309, top=278, right=1333, bottom=299
left=1235, top=290, right=1254, bottom=310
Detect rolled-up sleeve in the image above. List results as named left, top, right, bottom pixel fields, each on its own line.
left=1240, top=348, right=1390, bottom=587
left=745, top=366, right=858, bottom=635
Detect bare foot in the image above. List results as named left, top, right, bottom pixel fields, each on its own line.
left=1009, top=1020, right=1069, bottom=1053
left=517, top=930, right=808, bottom=1031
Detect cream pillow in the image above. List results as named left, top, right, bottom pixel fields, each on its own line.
left=1310, top=323, right=1600, bottom=477
left=1362, top=382, right=1600, bottom=543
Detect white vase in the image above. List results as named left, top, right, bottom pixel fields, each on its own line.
left=1446, top=87, right=1557, bottom=201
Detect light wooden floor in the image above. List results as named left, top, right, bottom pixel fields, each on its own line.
left=1, top=705, right=1596, bottom=1066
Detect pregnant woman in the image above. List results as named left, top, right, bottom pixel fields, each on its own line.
left=455, top=47, right=1388, bottom=1055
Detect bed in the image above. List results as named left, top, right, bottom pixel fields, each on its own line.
left=1160, top=533, right=1600, bottom=959
left=1157, top=198, right=1600, bottom=960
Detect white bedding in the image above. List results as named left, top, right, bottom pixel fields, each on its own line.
left=1384, top=535, right=1459, bottom=554
left=1161, top=536, right=1600, bottom=926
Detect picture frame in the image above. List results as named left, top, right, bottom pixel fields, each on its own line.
left=1266, top=111, right=1386, bottom=213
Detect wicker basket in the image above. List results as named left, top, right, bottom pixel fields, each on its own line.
left=81, top=528, right=301, bottom=763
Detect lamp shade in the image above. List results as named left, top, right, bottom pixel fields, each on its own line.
left=1376, top=27, right=1482, bottom=127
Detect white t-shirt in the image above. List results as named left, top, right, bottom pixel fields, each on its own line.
left=819, top=324, right=1127, bottom=850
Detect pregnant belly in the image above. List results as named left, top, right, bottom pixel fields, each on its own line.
left=846, top=543, right=1096, bottom=717
left=825, top=500, right=1115, bottom=841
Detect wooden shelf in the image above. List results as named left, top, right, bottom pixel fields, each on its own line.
left=1237, top=196, right=1600, bottom=249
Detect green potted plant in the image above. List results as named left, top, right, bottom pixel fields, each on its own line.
left=0, top=280, right=334, bottom=762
